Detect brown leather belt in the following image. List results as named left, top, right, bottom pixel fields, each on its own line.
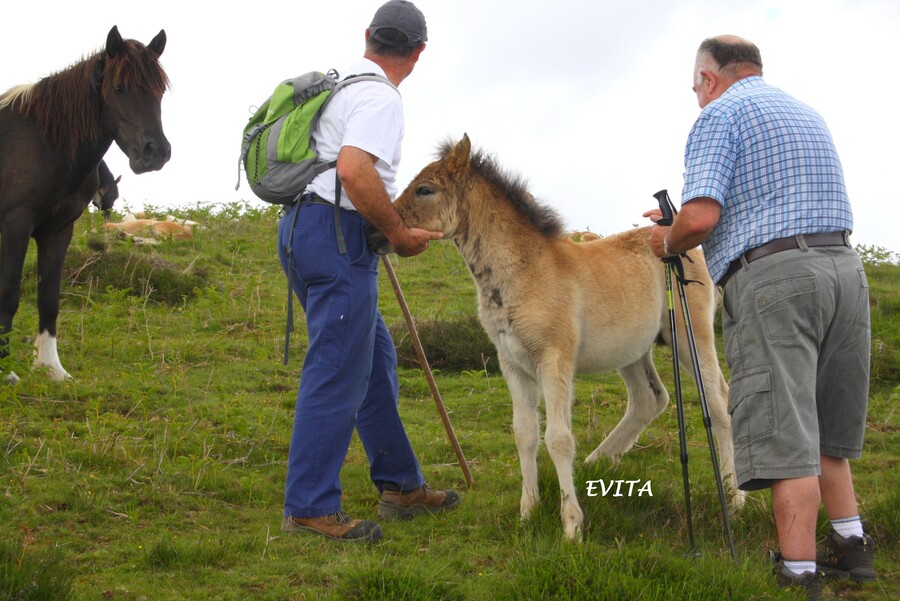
left=718, top=231, right=849, bottom=286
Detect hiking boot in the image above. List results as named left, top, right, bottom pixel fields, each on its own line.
left=378, top=484, right=461, bottom=520
left=281, top=511, right=382, bottom=543
left=816, top=531, right=877, bottom=582
left=771, top=553, right=823, bottom=601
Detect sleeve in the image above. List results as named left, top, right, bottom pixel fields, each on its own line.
left=340, top=86, right=404, bottom=166
left=681, top=111, right=736, bottom=207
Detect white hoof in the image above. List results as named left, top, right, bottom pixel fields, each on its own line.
left=33, top=331, right=72, bottom=381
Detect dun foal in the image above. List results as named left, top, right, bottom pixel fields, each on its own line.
left=375, top=135, right=744, bottom=540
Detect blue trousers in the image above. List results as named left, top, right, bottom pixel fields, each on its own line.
left=278, top=201, right=424, bottom=518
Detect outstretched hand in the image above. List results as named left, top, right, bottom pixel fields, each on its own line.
left=392, top=227, right=443, bottom=257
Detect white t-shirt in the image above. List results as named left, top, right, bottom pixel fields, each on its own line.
left=306, top=58, right=403, bottom=211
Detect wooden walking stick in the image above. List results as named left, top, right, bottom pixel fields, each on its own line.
left=381, top=255, right=475, bottom=488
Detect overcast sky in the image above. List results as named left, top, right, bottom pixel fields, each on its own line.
left=4, top=0, right=898, bottom=253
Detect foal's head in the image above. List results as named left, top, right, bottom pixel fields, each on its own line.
left=376, top=135, right=563, bottom=254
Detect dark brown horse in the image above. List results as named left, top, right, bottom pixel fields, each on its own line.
left=0, top=26, right=170, bottom=382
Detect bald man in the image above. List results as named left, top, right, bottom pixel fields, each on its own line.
left=646, top=36, right=876, bottom=599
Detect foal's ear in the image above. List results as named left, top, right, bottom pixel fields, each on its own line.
left=148, top=30, right=167, bottom=57
left=106, top=26, right=124, bottom=58
left=447, top=133, right=472, bottom=174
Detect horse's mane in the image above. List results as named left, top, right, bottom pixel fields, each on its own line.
left=7, top=40, right=169, bottom=153
left=438, top=141, right=565, bottom=238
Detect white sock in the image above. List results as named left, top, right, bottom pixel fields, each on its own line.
left=831, top=516, right=864, bottom=538
left=783, top=560, right=817, bottom=576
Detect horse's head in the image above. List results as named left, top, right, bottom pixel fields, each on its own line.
left=92, top=160, right=121, bottom=216
left=99, top=26, right=171, bottom=174
left=370, top=135, right=474, bottom=254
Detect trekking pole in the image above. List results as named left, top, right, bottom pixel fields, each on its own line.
left=654, top=191, right=696, bottom=557
left=654, top=189, right=737, bottom=562
left=381, top=255, right=475, bottom=488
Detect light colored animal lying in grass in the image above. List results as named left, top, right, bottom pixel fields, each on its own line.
left=103, top=213, right=197, bottom=244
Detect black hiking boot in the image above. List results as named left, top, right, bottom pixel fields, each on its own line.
left=771, top=552, right=823, bottom=601
left=816, top=531, right=877, bottom=582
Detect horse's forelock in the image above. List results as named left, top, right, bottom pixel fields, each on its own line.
left=101, top=40, right=170, bottom=99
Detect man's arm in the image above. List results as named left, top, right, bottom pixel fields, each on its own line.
left=336, top=145, right=442, bottom=257
left=644, top=196, right=721, bottom=257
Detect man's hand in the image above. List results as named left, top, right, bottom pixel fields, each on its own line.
left=389, top=227, right=442, bottom=257
left=642, top=197, right=721, bottom=258
left=337, top=146, right=442, bottom=257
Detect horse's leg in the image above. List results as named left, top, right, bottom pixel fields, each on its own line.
left=585, top=352, right=669, bottom=462
left=538, top=350, right=583, bottom=541
left=33, top=223, right=76, bottom=381
left=677, top=287, right=745, bottom=509
left=0, top=228, right=32, bottom=384
left=500, top=355, right=543, bottom=522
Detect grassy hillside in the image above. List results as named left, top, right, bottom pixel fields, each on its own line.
left=1, top=204, right=896, bottom=601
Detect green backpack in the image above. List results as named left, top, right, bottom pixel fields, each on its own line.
left=237, top=70, right=393, bottom=204
left=237, top=70, right=395, bottom=364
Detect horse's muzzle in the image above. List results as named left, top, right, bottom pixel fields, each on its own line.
left=130, top=137, right=171, bottom=173
left=364, top=224, right=392, bottom=255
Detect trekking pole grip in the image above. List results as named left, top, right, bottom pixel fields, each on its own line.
left=653, top=189, right=676, bottom=227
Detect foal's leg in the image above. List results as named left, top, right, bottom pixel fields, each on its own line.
left=500, top=355, right=543, bottom=521
left=538, top=350, right=583, bottom=541
left=585, top=352, right=669, bottom=462
left=33, top=223, right=76, bottom=381
left=0, top=227, right=32, bottom=383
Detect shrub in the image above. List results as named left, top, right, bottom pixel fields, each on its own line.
left=63, top=245, right=209, bottom=306
left=389, top=313, right=499, bottom=374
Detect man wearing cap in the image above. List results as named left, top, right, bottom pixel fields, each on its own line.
left=278, top=0, right=458, bottom=543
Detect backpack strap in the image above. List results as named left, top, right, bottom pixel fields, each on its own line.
left=317, top=73, right=397, bottom=256
left=282, top=202, right=302, bottom=365
left=334, top=171, right=346, bottom=255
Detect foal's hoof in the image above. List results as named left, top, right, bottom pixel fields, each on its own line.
left=2, top=371, right=20, bottom=385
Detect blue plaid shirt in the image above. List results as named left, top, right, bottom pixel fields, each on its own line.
left=682, top=76, right=853, bottom=283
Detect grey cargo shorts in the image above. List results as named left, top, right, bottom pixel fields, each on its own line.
left=720, top=244, right=870, bottom=491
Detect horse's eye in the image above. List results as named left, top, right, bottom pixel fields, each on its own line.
left=416, top=185, right=434, bottom=197
left=114, top=86, right=124, bottom=95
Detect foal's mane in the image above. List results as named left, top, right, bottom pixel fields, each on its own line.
left=5, top=40, right=169, bottom=153
left=438, top=141, right=565, bottom=238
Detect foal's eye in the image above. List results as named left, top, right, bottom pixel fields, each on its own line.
left=416, top=185, right=434, bottom=197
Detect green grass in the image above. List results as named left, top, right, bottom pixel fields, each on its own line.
left=0, top=204, right=896, bottom=600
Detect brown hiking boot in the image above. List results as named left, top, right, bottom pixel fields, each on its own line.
left=816, top=531, right=877, bottom=582
left=771, top=553, right=823, bottom=601
left=281, top=511, right=382, bottom=543
left=378, top=484, right=460, bottom=520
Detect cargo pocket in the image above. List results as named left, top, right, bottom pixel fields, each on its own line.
left=755, top=274, right=817, bottom=341
left=317, top=291, right=352, bottom=369
left=855, top=267, right=870, bottom=329
left=728, top=367, right=776, bottom=444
